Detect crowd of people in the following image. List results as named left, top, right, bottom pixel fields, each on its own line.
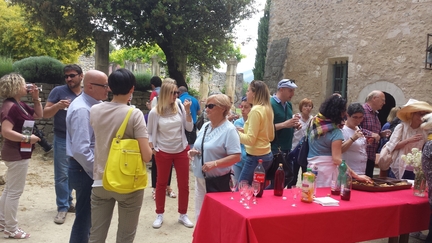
left=1, top=65, right=432, bottom=241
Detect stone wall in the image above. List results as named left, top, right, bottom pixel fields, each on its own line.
left=267, top=0, right=432, bottom=114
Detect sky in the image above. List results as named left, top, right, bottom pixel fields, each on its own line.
left=235, top=0, right=267, bottom=73
left=217, top=0, right=267, bottom=74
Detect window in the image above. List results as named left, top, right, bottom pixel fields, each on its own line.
left=426, top=33, right=432, bottom=70
left=332, top=61, right=348, bottom=98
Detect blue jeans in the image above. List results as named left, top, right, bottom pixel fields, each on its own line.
left=238, top=152, right=273, bottom=184
left=68, top=158, right=92, bottom=243
left=54, top=135, right=73, bottom=212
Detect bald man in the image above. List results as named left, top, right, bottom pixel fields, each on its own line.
left=66, top=70, right=109, bottom=243
left=360, top=90, right=386, bottom=178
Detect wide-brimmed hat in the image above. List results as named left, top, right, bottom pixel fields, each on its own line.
left=397, top=99, right=432, bottom=122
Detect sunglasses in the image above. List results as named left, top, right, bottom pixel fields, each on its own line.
left=64, top=73, right=79, bottom=79
left=171, top=91, right=180, bottom=95
left=90, top=83, right=109, bottom=89
left=205, top=104, right=217, bottom=109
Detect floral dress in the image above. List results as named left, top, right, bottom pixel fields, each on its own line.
left=422, top=140, right=432, bottom=207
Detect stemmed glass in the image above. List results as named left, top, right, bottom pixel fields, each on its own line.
left=244, top=186, right=253, bottom=209
left=239, top=180, right=248, bottom=204
left=229, top=176, right=237, bottom=200
left=291, top=186, right=300, bottom=207
left=252, top=180, right=260, bottom=204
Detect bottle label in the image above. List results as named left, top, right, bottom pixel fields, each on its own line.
left=254, top=173, right=265, bottom=183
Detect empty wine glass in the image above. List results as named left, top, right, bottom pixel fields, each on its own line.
left=244, top=186, right=253, bottom=209
left=239, top=180, right=248, bottom=204
left=229, top=176, right=237, bottom=200
left=252, top=180, right=260, bottom=204
left=291, top=185, right=300, bottom=207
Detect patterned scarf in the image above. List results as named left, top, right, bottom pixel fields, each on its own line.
left=309, top=113, right=338, bottom=140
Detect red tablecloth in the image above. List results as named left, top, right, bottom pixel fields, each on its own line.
left=192, top=188, right=429, bottom=243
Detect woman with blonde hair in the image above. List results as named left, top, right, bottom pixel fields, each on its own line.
left=0, top=73, right=42, bottom=238
left=147, top=79, right=194, bottom=229
left=188, top=94, right=241, bottom=219
left=237, top=80, right=275, bottom=184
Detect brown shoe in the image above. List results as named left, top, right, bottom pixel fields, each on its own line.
left=68, top=203, right=76, bottom=213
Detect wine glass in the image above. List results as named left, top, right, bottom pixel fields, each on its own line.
left=291, top=186, right=300, bottom=207
left=252, top=180, right=260, bottom=204
left=244, top=186, right=253, bottom=209
left=229, top=176, right=237, bottom=200
left=64, top=96, right=72, bottom=110
left=239, top=180, right=248, bottom=204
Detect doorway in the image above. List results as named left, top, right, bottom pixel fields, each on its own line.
left=377, top=92, right=396, bottom=127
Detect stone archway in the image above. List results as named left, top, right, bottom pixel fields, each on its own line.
left=357, top=81, right=406, bottom=126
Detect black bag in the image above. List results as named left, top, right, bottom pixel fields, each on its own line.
left=296, top=135, right=309, bottom=167
left=185, top=124, right=197, bottom=145
left=205, top=173, right=232, bottom=193
left=267, top=152, right=294, bottom=187
left=196, top=113, right=205, bottom=130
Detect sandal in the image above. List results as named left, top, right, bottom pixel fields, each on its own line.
left=4, top=228, right=30, bottom=239
left=167, top=189, right=177, bottom=198
left=152, top=189, right=156, bottom=200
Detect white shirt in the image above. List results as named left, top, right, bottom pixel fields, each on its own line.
left=341, top=126, right=367, bottom=175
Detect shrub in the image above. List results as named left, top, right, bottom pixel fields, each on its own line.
left=133, top=72, right=152, bottom=92
left=13, top=56, right=64, bottom=84
left=0, top=56, right=14, bottom=78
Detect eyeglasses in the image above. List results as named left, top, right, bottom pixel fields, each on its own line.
left=90, top=83, right=109, bottom=89
left=205, top=104, right=217, bottom=109
left=171, top=91, right=180, bottom=95
left=64, top=73, right=79, bottom=79
left=351, top=115, right=364, bottom=119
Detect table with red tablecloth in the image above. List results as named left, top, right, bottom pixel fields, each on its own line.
left=192, top=188, right=429, bottom=243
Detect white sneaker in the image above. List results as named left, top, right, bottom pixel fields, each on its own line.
left=152, top=214, right=163, bottom=229
left=178, top=214, right=194, bottom=228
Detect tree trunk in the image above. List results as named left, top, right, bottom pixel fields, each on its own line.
left=159, top=42, right=188, bottom=88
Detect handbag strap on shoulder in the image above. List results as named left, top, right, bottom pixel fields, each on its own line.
left=116, top=108, right=134, bottom=141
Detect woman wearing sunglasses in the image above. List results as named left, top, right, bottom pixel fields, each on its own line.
left=147, top=79, right=194, bottom=229
left=237, top=80, right=275, bottom=184
left=188, top=94, right=241, bottom=219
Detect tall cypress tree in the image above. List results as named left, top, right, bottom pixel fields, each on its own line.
left=253, top=0, right=271, bottom=81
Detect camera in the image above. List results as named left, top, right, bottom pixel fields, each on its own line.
left=33, top=125, right=53, bottom=153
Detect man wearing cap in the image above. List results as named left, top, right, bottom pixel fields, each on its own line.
left=269, top=79, right=300, bottom=188
left=360, top=90, right=387, bottom=178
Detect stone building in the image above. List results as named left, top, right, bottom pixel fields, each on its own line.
left=265, top=0, right=432, bottom=124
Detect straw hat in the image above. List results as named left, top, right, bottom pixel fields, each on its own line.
left=397, top=99, right=432, bottom=122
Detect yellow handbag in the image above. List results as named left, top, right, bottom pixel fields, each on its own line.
left=103, top=108, right=147, bottom=194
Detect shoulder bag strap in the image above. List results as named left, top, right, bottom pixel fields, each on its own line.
left=201, top=124, right=210, bottom=177
left=115, top=108, right=134, bottom=141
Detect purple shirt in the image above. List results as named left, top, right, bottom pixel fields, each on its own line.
left=1, top=98, right=35, bottom=161
left=360, top=103, right=381, bottom=161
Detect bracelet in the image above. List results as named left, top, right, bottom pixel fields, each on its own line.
left=214, top=160, right=218, bottom=167
left=21, top=136, right=26, bottom=142
left=186, top=112, right=191, bottom=116
left=350, top=137, right=355, bottom=142
left=25, top=135, right=30, bottom=143
left=33, top=98, right=41, bottom=102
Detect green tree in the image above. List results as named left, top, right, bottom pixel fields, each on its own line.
left=0, top=0, right=82, bottom=63
left=110, top=44, right=165, bottom=67
left=12, top=0, right=255, bottom=87
left=253, top=0, right=270, bottom=81
left=93, top=0, right=255, bottom=87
